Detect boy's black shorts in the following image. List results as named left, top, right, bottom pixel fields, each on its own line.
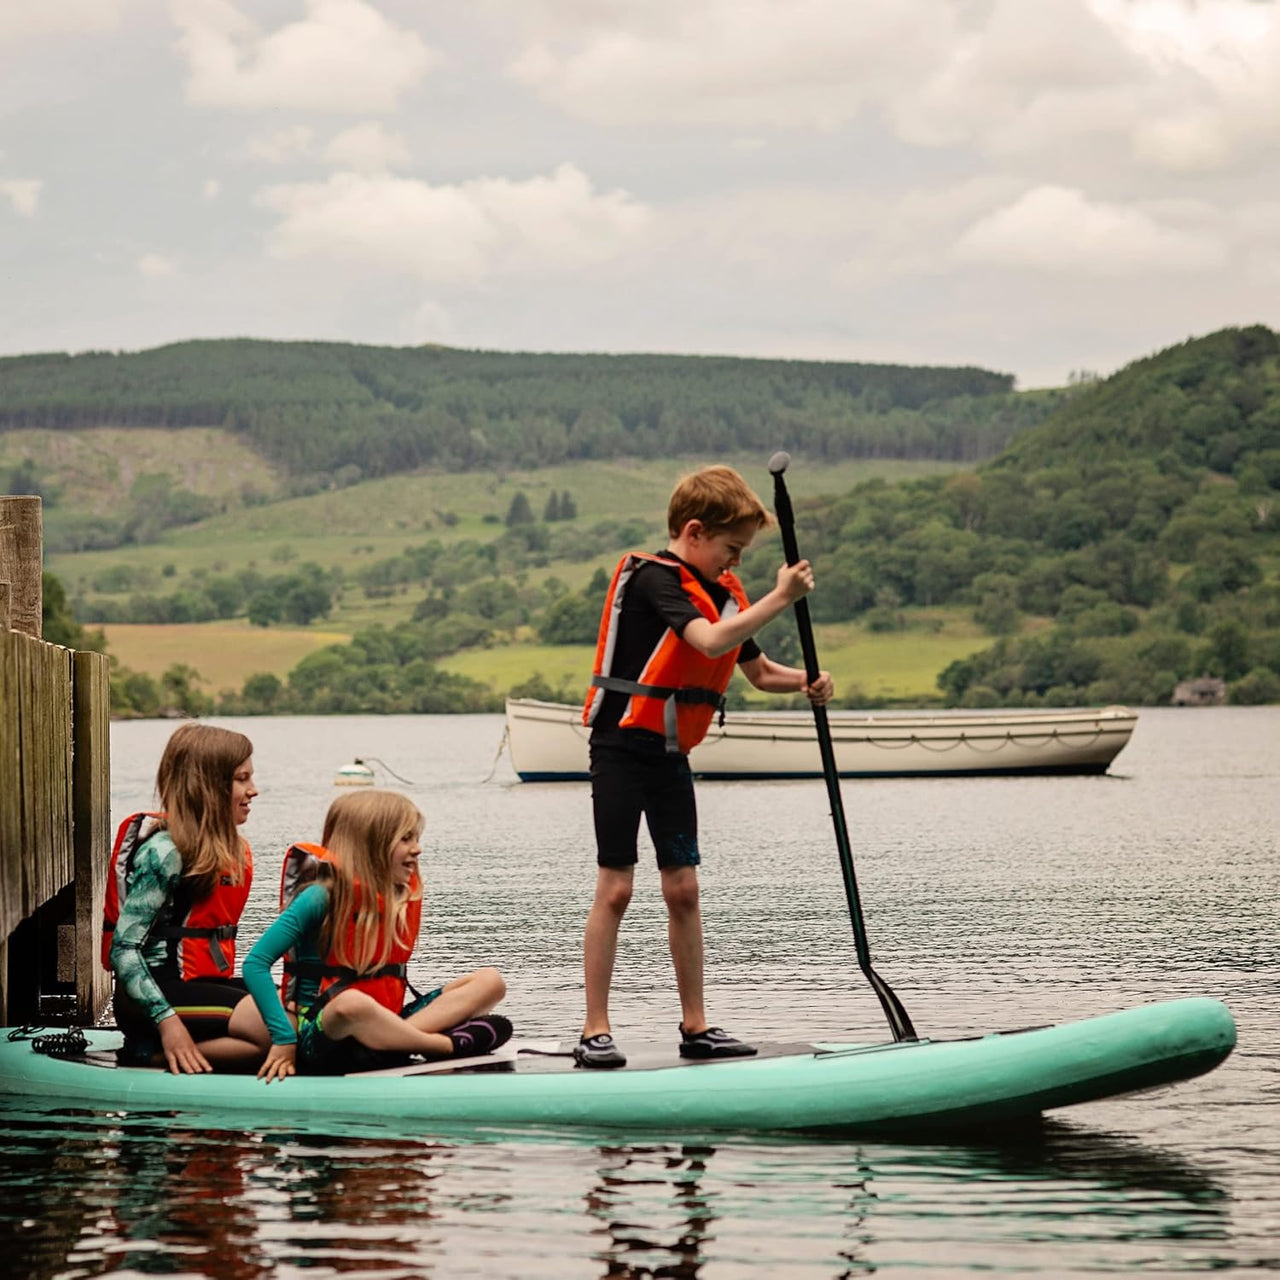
left=590, top=743, right=701, bottom=870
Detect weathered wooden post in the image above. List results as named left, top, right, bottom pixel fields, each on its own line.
left=0, top=496, right=42, bottom=1022
left=0, top=495, right=42, bottom=636
left=0, top=495, right=111, bottom=1026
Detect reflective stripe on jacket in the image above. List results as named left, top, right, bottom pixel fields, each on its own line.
left=583, top=551, right=750, bottom=754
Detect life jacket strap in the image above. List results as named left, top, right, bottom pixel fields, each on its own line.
left=589, top=674, right=726, bottom=712
left=590, top=674, right=727, bottom=752
left=299, top=962, right=410, bottom=1021
left=112, top=921, right=238, bottom=972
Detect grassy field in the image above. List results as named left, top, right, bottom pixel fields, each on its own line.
left=47, top=451, right=964, bottom=592
left=97, top=611, right=994, bottom=704
left=438, top=613, right=994, bottom=705
left=4, top=425, right=282, bottom=515
left=99, top=621, right=350, bottom=692
left=32, top=435, right=991, bottom=700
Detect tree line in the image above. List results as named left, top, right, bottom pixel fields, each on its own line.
left=0, top=340, right=1050, bottom=487
left=46, top=324, right=1280, bottom=715
left=723, top=326, right=1280, bottom=707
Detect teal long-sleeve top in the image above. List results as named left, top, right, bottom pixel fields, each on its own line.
left=242, top=883, right=330, bottom=1047
left=109, top=831, right=186, bottom=1026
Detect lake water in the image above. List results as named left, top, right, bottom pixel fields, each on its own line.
left=2, top=707, right=1277, bottom=1277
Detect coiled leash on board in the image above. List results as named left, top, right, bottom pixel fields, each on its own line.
left=8, top=1025, right=91, bottom=1058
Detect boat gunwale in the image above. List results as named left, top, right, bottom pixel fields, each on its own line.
left=507, top=697, right=1138, bottom=734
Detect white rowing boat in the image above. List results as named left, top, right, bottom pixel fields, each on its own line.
left=504, top=698, right=1138, bottom=780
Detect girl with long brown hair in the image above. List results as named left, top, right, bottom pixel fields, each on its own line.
left=244, top=789, right=510, bottom=1079
left=107, top=723, right=271, bottom=1073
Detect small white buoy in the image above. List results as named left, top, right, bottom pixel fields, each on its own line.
left=334, top=760, right=376, bottom=787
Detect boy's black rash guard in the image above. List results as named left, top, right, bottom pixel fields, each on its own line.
left=589, top=550, right=760, bottom=755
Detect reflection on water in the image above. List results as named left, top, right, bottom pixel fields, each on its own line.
left=0, top=707, right=1274, bottom=1276
left=0, top=1102, right=1246, bottom=1279
left=585, top=1143, right=717, bottom=1278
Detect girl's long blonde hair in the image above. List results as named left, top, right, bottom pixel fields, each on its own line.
left=155, top=723, right=253, bottom=896
left=318, top=789, right=424, bottom=974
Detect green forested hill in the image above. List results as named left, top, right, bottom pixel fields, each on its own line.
left=751, top=325, right=1280, bottom=707
left=0, top=338, right=1042, bottom=480
left=16, top=326, right=1280, bottom=714
left=993, top=325, right=1279, bottom=474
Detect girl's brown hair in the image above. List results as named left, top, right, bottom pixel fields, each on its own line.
left=667, top=465, right=772, bottom=537
left=155, top=723, right=254, bottom=896
left=318, top=789, right=423, bottom=974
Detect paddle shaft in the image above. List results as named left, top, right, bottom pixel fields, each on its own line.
left=770, top=459, right=917, bottom=1042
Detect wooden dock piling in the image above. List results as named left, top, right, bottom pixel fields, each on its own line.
left=0, top=495, right=111, bottom=1026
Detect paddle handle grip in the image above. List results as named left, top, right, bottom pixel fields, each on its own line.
left=770, top=453, right=822, bottom=686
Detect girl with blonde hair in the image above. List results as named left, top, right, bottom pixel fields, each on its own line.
left=244, top=789, right=510, bottom=1079
left=107, top=723, right=271, bottom=1072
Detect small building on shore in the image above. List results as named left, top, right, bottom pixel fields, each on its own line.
left=1171, top=676, right=1226, bottom=707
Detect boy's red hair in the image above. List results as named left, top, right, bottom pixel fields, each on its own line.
left=667, top=465, right=772, bottom=537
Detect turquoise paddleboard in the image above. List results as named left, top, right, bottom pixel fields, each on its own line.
left=0, top=998, right=1235, bottom=1136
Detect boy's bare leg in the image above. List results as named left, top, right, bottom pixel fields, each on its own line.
left=582, top=866, right=634, bottom=1036
left=405, top=968, right=506, bottom=1032
left=661, top=865, right=706, bottom=1034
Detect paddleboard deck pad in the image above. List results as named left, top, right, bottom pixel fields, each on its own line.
left=0, top=998, right=1235, bottom=1136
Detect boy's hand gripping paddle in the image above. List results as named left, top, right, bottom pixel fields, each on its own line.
left=768, top=450, right=917, bottom=1042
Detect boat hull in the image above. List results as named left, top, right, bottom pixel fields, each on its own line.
left=0, top=999, right=1234, bottom=1137
left=506, top=699, right=1139, bottom=782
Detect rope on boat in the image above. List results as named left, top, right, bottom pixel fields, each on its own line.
left=357, top=756, right=417, bottom=785
left=731, top=726, right=1112, bottom=754
left=481, top=725, right=510, bottom=784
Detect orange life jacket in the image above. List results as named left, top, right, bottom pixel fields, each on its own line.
left=277, top=842, right=422, bottom=1018
left=583, top=552, right=750, bottom=754
left=100, top=811, right=252, bottom=978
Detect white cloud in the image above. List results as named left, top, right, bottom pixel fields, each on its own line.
left=257, top=162, right=650, bottom=283
left=203, top=178, right=221, bottom=199
left=138, top=253, right=179, bottom=277
left=244, top=125, right=315, bottom=164
left=506, top=0, right=1280, bottom=178
left=508, top=0, right=949, bottom=129
left=1091, top=0, right=1280, bottom=172
left=404, top=298, right=457, bottom=346
left=171, top=0, right=439, bottom=112
left=891, top=0, right=1143, bottom=149
left=899, top=0, right=1280, bottom=172
left=0, top=179, right=42, bottom=217
left=0, top=2, right=130, bottom=46
left=953, top=185, right=1228, bottom=275
left=324, top=122, right=412, bottom=173
left=622, top=176, right=1037, bottom=309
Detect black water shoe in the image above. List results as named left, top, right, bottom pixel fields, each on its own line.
left=678, top=1025, right=758, bottom=1059
left=448, top=1014, right=513, bottom=1058
left=573, top=1033, right=627, bottom=1069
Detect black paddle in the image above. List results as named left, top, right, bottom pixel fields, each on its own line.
left=768, top=451, right=917, bottom=1043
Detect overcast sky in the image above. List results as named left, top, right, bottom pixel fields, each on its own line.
left=2, top=0, right=1277, bottom=387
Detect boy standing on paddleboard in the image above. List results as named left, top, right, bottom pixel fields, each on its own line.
left=576, top=465, right=834, bottom=1068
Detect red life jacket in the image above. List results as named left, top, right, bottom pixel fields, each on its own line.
left=583, top=552, right=750, bottom=754
left=277, top=842, right=422, bottom=1018
left=100, top=811, right=252, bottom=978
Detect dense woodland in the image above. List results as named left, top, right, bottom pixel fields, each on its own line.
left=10, top=327, right=1280, bottom=713
left=0, top=340, right=1043, bottom=486
left=740, top=326, right=1280, bottom=708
